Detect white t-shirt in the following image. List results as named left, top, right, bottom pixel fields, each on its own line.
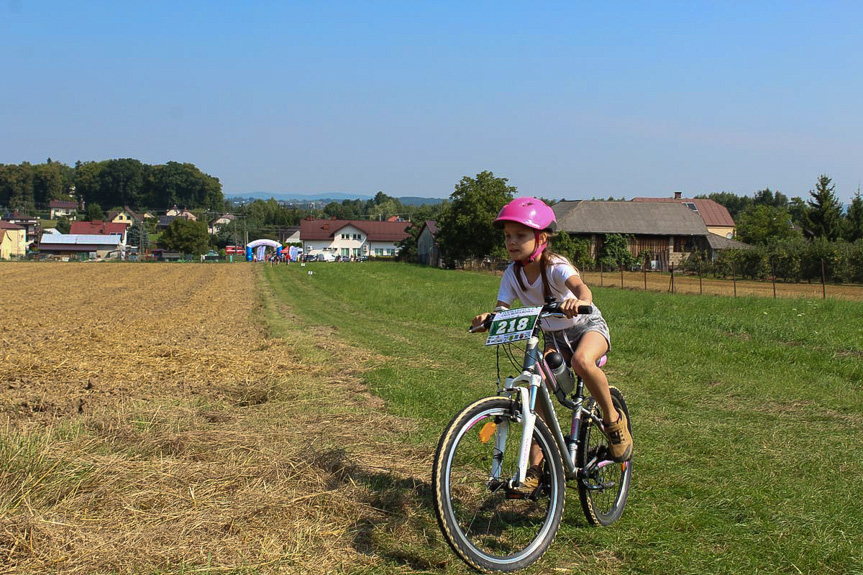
left=497, top=257, right=598, bottom=332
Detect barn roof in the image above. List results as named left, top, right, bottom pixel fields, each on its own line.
left=631, top=197, right=735, bottom=227
left=39, top=234, right=123, bottom=246
left=553, top=201, right=710, bottom=236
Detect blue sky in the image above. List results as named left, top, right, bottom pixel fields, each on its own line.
left=2, top=1, right=861, bottom=203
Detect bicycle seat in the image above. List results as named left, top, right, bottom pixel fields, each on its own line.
left=596, top=355, right=607, bottom=368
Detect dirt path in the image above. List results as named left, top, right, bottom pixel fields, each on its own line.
left=0, top=263, right=432, bottom=574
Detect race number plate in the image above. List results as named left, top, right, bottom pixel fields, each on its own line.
left=485, top=307, right=542, bottom=346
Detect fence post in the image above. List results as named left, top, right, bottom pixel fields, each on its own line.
left=698, top=262, right=703, bottom=295
left=771, top=258, right=777, bottom=299
left=600, top=264, right=604, bottom=287
left=732, top=262, right=737, bottom=298
left=620, top=266, right=624, bottom=288
left=669, top=264, right=675, bottom=294
left=643, top=256, right=648, bottom=291
left=821, top=258, right=827, bottom=300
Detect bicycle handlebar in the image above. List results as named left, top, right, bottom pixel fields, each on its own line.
left=468, top=302, right=593, bottom=333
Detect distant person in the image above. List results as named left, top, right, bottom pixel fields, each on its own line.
left=471, top=197, right=632, bottom=489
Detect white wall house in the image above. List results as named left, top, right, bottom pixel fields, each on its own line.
left=300, top=219, right=412, bottom=259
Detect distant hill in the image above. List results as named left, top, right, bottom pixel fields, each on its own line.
left=226, top=192, right=445, bottom=206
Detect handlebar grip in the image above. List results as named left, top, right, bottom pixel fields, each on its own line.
left=468, top=314, right=494, bottom=333
left=577, top=305, right=593, bottom=315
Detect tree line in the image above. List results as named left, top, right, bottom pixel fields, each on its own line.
left=0, top=158, right=224, bottom=215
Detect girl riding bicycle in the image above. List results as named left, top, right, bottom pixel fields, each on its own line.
left=472, top=197, right=633, bottom=485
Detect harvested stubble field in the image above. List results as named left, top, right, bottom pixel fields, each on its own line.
left=0, top=263, right=429, bottom=574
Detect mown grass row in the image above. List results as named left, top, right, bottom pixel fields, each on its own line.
left=263, top=261, right=863, bottom=575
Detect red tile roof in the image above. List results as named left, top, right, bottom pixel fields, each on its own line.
left=0, top=221, right=24, bottom=230
left=69, top=220, right=128, bottom=235
left=300, top=219, right=412, bottom=242
left=631, top=197, right=735, bottom=227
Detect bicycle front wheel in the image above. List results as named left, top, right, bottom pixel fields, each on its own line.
left=432, top=396, right=565, bottom=573
left=577, top=385, right=633, bottom=526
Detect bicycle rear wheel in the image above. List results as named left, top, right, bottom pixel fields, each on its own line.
left=432, top=396, right=565, bottom=573
left=577, top=385, right=632, bottom=526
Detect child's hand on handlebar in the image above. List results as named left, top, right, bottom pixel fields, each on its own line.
left=559, top=299, right=591, bottom=318
left=471, top=313, right=492, bottom=332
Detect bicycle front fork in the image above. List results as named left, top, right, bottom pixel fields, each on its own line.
left=495, top=372, right=541, bottom=488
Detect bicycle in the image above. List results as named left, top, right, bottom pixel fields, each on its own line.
left=432, top=301, right=633, bottom=573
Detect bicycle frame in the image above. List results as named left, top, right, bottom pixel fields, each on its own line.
left=496, top=323, right=609, bottom=487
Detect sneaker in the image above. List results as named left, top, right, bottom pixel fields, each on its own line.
left=521, top=465, right=542, bottom=491
left=507, top=465, right=542, bottom=498
left=605, top=410, right=633, bottom=462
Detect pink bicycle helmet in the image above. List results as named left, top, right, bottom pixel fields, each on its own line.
left=494, top=197, right=557, bottom=232
left=494, top=197, right=557, bottom=264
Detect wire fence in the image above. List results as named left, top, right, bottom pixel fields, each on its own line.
left=580, top=263, right=863, bottom=302
left=475, top=258, right=863, bottom=303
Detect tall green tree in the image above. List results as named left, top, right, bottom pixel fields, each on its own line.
left=160, top=218, right=210, bottom=255
left=435, top=171, right=516, bottom=265
left=32, top=160, right=68, bottom=205
left=0, top=162, right=35, bottom=212
left=55, top=216, right=71, bottom=234
left=126, top=220, right=150, bottom=251
left=98, top=158, right=146, bottom=208
left=844, top=190, right=863, bottom=242
left=807, top=174, right=843, bottom=241
left=735, top=204, right=800, bottom=245
left=752, top=188, right=789, bottom=209
left=86, top=202, right=104, bottom=221
left=74, top=161, right=104, bottom=206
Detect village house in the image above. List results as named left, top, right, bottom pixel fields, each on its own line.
left=553, top=200, right=716, bottom=270
left=278, top=226, right=301, bottom=245
left=208, top=213, right=235, bottom=235
left=0, top=221, right=27, bottom=259
left=1, top=212, right=39, bottom=247
left=49, top=199, right=80, bottom=220
left=300, top=218, right=411, bottom=260
left=107, top=206, right=153, bottom=226
left=159, top=207, right=197, bottom=230
left=416, top=221, right=441, bottom=267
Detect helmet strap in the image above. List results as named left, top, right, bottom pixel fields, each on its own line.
left=521, top=230, right=547, bottom=265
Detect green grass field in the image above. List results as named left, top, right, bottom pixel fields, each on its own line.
left=263, top=261, right=863, bottom=575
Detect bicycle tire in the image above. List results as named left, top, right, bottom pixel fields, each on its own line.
left=432, top=396, right=565, bottom=573
left=576, top=385, right=633, bottom=526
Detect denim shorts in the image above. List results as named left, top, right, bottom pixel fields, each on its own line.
left=542, top=312, right=611, bottom=354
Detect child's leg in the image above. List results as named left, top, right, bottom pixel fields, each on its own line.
left=569, top=331, right=617, bottom=424
left=528, top=366, right=555, bottom=467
